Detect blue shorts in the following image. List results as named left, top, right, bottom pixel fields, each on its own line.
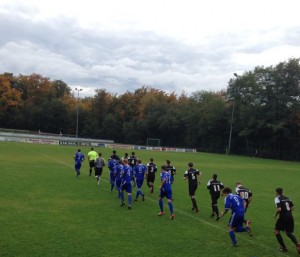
left=109, top=171, right=116, bottom=183
left=115, top=179, right=122, bottom=189
left=159, top=188, right=172, bottom=200
left=136, top=178, right=144, bottom=189
left=75, top=163, right=81, bottom=171
left=121, top=182, right=132, bottom=193
left=228, top=212, right=244, bottom=228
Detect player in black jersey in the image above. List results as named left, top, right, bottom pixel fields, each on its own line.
left=183, top=162, right=202, bottom=213
left=166, top=160, right=176, bottom=183
left=146, top=158, right=157, bottom=194
left=236, top=182, right=253, bottom=225
left=274, top=187, right=300, bottom=254
left=207, top=174, right=224, bottom=220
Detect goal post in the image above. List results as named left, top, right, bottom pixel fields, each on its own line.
left=146, top=138, right=161, bottom=147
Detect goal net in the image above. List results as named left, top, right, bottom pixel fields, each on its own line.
left=146, top=138, right=161, bottom=147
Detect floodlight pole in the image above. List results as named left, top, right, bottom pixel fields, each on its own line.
left=75, top=88, right=83, bottom=138
left=227, top=73, right=238, bottom=155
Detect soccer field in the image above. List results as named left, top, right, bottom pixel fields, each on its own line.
left=0, top=142, right=299, bottom=257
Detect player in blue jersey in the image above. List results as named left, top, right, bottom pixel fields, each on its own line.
left=107, top=156, right=118, bottom=192
left=120, top=159, right=133, bottom=209
left=133, top=160, right=147, bottom=201
left=158, top=166, right=174, bottom=220
left=74, top=149, right=84, bottom=177
left=219, top=187, right=252, bottom=246
left=115, top=160, right=124, bottom=198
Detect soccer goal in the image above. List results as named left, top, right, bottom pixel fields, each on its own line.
left=146, top=138, right=161, bottom=147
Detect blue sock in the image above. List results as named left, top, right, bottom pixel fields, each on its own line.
left=159, top=199, right=163, bottom=212
left=168, top=201, right=174, bottom=214
left=128, top=194, right=132, bottom=205
left=120, top=192, right=124, bottom=203
left=229, top=231, right=237, bottom=244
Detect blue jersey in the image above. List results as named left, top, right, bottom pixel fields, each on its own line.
left=121, top=165, right=133, bottom=183
left=224, top=194, right=245, bottom=214
left=160, top=171, right=172, bottom=191
left=74, top=152, right=84, bottom=164
left=108, top=159, right=118, bottom=173
left=133, top=164, right=147, bottom=180
left=116, top=163, right=124, bottom=181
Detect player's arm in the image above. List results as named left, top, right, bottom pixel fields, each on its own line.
left=274, top=206, right=281, bottom=219
left=220, top=208, right=229, bottom=217
left=198, top=171, right=202, bottom=184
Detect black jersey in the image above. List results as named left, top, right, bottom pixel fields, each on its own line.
left=128, top=155, right=138, bottom=168
left=166, top=165, right=176, bottom=176
left=235, top=186, right=253, bottom=200
left=184, top=168, right=200, bottom=186
left=147, top=162, right=157, bottom=175
left=207, top=179, right=224, bottom=195
left=275, top=195, right=294, bottom=217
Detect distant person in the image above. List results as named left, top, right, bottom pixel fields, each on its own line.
left=87, top=148, right=98, bottom=176
left=120, top=159, right=133, bottom=209
left=235, top=182, right=253, bottom=224
left=128, top=152, right=138, bottom=168
left=165, top=160, right=176, bottom=183
left=107, top=155, right=118, bottom=192
left=183, top=162, right=202, bottom=213
left=128, top=152, right=138, bottom=187
left=122, top=153, right=129, bottom=161
left=158, top=165, right=174, bottom=220
left=133, top=160, right=147, bottom=201
left=274, top=187, right=300, bottom=254
left=219, top=187, right=252, bottom=246
left=146, top=158, right=157, bottom=194
left=115, top=160, right=124, bottom=198
left=74, top=149, right=84, bottom=177
left=109, top=150, right=120, bottom=161
left=94, top=153, right=105, bottom=186
left=207, top=174, right=224, bottom=220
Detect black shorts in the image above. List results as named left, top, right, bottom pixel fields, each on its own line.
left=275, top=215, right=294, bottom=233
left=210, top=193, right=221, bottom=205
left=188, top=184, right=198, bottom=196
left=89, top=160, right=95, bottom=168
left=95, top=167, right=103, bottom=176
left=147, top=175, right=155, bottom=183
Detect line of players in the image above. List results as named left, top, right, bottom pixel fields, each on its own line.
left=74, top=148, right=300, bottom=254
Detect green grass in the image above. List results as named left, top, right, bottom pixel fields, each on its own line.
left=1, top=142, right=300, bottom=257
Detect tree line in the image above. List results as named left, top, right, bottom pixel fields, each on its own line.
left=1, top=58, right=300, bottom=160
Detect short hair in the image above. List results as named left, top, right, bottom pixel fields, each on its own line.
left=137, top=160, right=142, bottom=164
left=78, top=149, right=81, bottom=152
left=222, top=187, right=232, bottom=194
left=150, top=158, right=154, bottom=162
left=276, top=187, right=283, bottom=195
left=236, top=181, right=242, bottom=186
left=113, top=150, right=116, bottom=154
left=161, top=165, right=167, bottom=170
left=212, top=174, right=217, bottom=180
left=132, top=152, right=135, bottom=155
left=123, top=159, right=128, bottom=164
left=91, top=147, right=94, bottom=150
left=188, top=162, right=193, bottom=167
left=98, top=153, right=102, bottom=156
left=166, top=160, right=171, bottom=165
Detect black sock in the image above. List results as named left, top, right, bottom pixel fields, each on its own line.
left=215, top=206, right=219, bottom=216
left=287, top=233, right=298, bottom=246
left=191, top=198, right=198, bottom=210
left=276, top=233, right=286, bottom=248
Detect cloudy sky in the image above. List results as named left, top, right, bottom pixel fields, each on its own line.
left=1, top=0, right=300, bottom=97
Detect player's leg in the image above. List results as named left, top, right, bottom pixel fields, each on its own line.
left=126, top=183, right=132, bottom=209
left=285, top=217, right=300, bottom=254
left=158, top=190, right=164, bottom=215
left=167, top=191, right=174, bottom=220
left=275, top=218, right=287, bottom=252
left=228, top=214, right=238, bottom=245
